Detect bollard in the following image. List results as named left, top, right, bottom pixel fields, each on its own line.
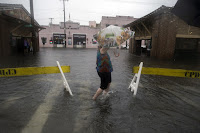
left=56, top=61, right=73, bottom=96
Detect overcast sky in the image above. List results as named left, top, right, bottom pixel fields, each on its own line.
left=1, top=0, right=178, bottom=25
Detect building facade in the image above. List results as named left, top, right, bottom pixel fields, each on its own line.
left=39, top=21, right=99, bottom=48
left=0, top=3, right=43, bottom=56
left=125, top=6, right=200, bottom=59
left=39, top=16, right=137, bottom=48
left=100, top=15, right=137, bottom=29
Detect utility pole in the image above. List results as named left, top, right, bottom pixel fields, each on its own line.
left=30, top=0, right=36, bottom=54
left=49, top=18, right=54, bottom=24
left=62, top=0, right=68, bottom=48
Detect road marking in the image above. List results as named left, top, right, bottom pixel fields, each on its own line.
left=0, top=96, right=27, bottom=111
left=0, top=66, right=70, bottom=77
left=0, top=78, right=45, bottom=111
left=21, top=80, right=62, bottom=133
left=73, top=80, right=92, bottom=133
left=133, top=67, right=200, bottom=78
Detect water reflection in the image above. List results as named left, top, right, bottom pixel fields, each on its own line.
left=0, top=48, right=200, bottom=133
left=89, top=99, right=113, bottom=133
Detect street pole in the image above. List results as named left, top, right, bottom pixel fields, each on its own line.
left=63, top=0, right=67, bottom=48
left=30, top=0, right=36, bottom=54
left=49, top=18, right=54, bottom=24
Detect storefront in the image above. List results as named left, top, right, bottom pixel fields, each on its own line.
left=0, top=3, right=43, bottom=56
left=53, top=33, right=66, bottom=47
left=125, top=6, right=200, bottom=59
left=39, top=16, right=136, bottom=48
left=73, top=34, right=86, bottom=48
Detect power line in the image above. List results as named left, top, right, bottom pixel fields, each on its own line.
left=34, top=7, right=60, bottom=10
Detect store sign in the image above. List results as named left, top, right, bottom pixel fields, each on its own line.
left=73, top=34, right=86, bottom=38
left=24, top=24, right=33, bottom=27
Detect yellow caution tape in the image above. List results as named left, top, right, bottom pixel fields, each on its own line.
left=0, top=66, right=70, bottom=77
left=133, top=67, right=200, bottom=78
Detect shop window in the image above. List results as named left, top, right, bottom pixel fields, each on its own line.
left=68, top=37, right=72, bottom=45
left=53, top=34, right=65, bottom=44
left=41, top=37, right=47, bottom=45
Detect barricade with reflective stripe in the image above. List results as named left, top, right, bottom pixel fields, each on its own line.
left=0, top=66, right=70, bottom=77
left=133, top=67, right=200, bottom=78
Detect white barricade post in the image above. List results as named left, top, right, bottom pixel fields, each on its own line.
left=128, top=62, right=143, bottom=96
left=56, top=61, right=73, bottom=96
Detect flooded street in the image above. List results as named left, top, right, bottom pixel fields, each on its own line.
left=0, top=48, right=200, bottom=133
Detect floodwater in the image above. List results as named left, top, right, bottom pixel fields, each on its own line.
left=0, top=48, right=200, bottom=133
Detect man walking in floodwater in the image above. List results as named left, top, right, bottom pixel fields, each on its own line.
left=93, top=45, right=113, bottom=100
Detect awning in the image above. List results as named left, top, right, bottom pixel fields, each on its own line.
left=172, top=0, right=200, bottom=28
left=124, top=6, right=172, bottom=28
left=0, top=13, right=45, bottom=37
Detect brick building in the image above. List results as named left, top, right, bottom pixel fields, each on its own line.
left=101, top=15, right=137, bottom=29
left=39, top=21, right=99, bottom=48
left=125, top=6, right=200, bottom=59
left=39, top=15, right=137, bottom=48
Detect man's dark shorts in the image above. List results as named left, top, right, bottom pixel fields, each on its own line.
left=97, top=72, right=111, bottom=90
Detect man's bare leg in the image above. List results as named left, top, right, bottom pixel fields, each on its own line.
left=103, top=83, right=111, bottom=95
left=93, top=88, right=103, bottom=100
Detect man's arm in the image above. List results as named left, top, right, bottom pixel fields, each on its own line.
left=100, top=47, right=109, bottom=54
